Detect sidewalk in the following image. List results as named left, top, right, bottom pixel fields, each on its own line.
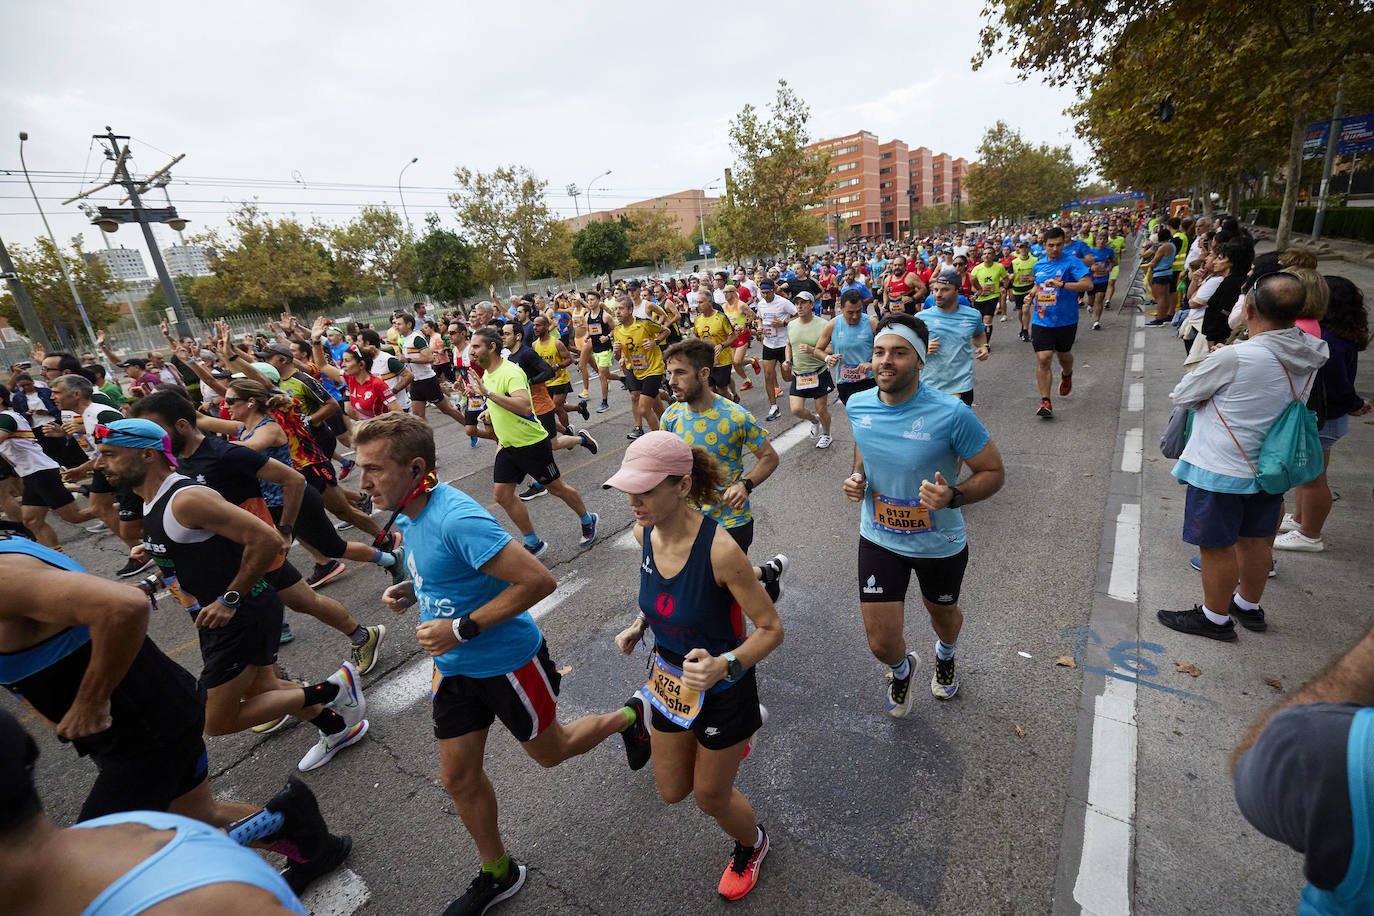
left=1129, top=280, right=1374, bottom=913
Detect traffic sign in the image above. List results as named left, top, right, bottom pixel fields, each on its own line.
left=698, top=244, right=712, bottom=255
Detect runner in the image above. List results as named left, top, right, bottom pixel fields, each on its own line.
left=1030, top=227, right=1095, bottom=418
left=844, top=314, right=1005, bottom=708
left=970, top=246, right=1007, bottom=347
left=394, top=311, right=465, bottom=425
left=919, top=268, right=990, bottom=406
left=721, top=286, right=761, bottom=391
left=1009, top=241, right=1038, bottom=342
left=753, top=280, right=798, bottom=420
left=1086, top=230, right=1116, bottom=330
left=691, top=288, right=741, bottom=401
left=314, top=340, right=401, bottom=423
left=93, top=418, right=369, bottom=771
left=782, top=293, right=834, bottom=448
left=533, top=314, right=589, bottom=435
left=464, top=327, right=598, bottom=554
left=606, top=431, right=783, bottom=900
left=359, top=327, right=412, bottom=412
left=583, top=292, right=620, bottom=412
left=570, top=293, right=594, bottom=398
left=0, top=384, right=96, bottom=550
left=815, top=288, right=879, bottom=406
left=355, top=413, right=646, bottom=916
left=613, top=294, right=670, bottom=440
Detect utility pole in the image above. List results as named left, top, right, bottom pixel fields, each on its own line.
left=94, top=129, right=193, bottom=339
left=18, top=132, right=95, bottom=353
left=567, top=184, right=582, bottom=230
left=1312, top=85, right=1344, bottom=243
left=0, top=234, right=53, bottom=350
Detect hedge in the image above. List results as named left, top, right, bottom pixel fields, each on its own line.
left=1246, top=204, right=1374, bottom=243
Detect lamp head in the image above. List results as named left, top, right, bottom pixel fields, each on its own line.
left=18, top=132, right=28, bottom=142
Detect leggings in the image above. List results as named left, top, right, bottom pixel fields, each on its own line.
left=269, top=484, right=348, bottom=558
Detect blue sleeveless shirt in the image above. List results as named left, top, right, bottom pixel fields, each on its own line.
left=832, top=315, right=875, bottom=382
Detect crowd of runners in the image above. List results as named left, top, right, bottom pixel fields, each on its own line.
left=11, top=204, right=1330, bottom=914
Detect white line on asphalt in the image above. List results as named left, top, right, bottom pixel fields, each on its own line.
left=299, top=867, right=370, bottom=915
left=1132, top=331, right=1146, bottom=350
left=770, top=420, right=816, bottom=456
left=1121, top=428, right=1143, bottom=473
left=1130, top=353, right=1144, bottom=372
left=1073, top=675, right=1138, bottom=916
left=1135, top=316, right=1146, bottom=329
left=1107, top=502, right=1140, bottom=602
left=1127, top=383, right=1144, bottom=412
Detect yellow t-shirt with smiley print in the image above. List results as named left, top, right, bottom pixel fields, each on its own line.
left=660, top=394, right=769, bottom=529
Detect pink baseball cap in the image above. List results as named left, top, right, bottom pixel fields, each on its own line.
left=602, top=431, right=693, bottom=494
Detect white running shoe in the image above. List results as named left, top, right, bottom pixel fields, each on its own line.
left=815, top=434, right=832, bottom=449
left=1273, top=530, right=1324, bottom=552
left=325, top=661, right=366, bottom=728
left=886, top=651, right=920, bottom=718
left=1278, top=513, right=1300, bottom=533
left=765, top=405, right=780, bottom=421
left=298, top=719, right=369, bottom=771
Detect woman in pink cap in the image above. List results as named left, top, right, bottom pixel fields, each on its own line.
left=607, top=431, right=782, bottom=901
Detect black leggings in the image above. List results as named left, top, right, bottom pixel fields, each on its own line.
left=269, top=484, right=349, bottom=558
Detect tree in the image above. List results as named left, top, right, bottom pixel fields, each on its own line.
left=627, top=206, right=687, bottom=271
left=528, top=219, right=577, bottom=281
left=413, top=214, right=478, bottom=306
left=327, top=205, right=416, bottom=303
left=909, top=205, right=958, bottom=237
left=713, top=80, right=831, bottom=260
left=963, top=122, right=1086, bottom=221
left=975, top=0, right=1374, bottom=247
left=143, top=274, right=205, bottom=319
left=449, top=165, right=564, bottom=291
left=0, top=236, right=120, bottom=339
left=192, top=203, right=337, bottom=313
left=572, top=218, right=631, bottom=277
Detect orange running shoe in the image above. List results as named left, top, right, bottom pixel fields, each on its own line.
left=718, top=826, right=769, bottom=900
left=1058, top=372, right=1073, bottom=397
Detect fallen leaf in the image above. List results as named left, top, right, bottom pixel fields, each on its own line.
left=1014, top=724, right=1026, bottom=738
left=1175, top=661, right=1202, bottom=677
left=557, top=665, right=572, bottom=676
left=1146, top=457, right=1158, bottom=462
left=1055, top=656, right=1077, bottom=669
left=1161, top=496, right=1170, bottom=500
left=1083, top=472, right=1094, bottom=477
left=1266, top=678, right=1283, bottom=689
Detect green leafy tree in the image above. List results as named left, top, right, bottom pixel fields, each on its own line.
left=327, top=205, right=417, bottom=306
left=572, top=218, right=631, bottom=276
left=627, top=206, right=687, bottom=271
left=449, top=165, right=564, bottom=290
left=413, top=214, right=478, bottom=306
left=713, top=80, right=831, bottom=260
left=143, top=274, right=205, bottom=319
left=908, top=205, right=958, bottom=237
left=963, top=121, right=1086, bottom=221
left=0, top=236, right=120, bottom=338
left=528, top=220, right=577, bottom=281
left=191, top=203, right=337, bottom=313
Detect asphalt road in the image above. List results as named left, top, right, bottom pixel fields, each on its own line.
left=14, top=257, right=1369, bottom=914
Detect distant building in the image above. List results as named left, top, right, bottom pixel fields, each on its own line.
left=564, top=189, right=721, bottom=240
left=87, top=245, right=147, bottom=281
left=161, top=244, right=213, bottom=277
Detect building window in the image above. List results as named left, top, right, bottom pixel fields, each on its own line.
left=839, top=209, right=861, bottom=219
left=880, top=196, right=893, bottom=204
left=880, top=151, right=892, bottom=160
left=832, top=162, right=857, bottom=173
left=833, top=144, right=858, bottom=156
left=879, top=167, right=892, bottom=175
left=831, top=177, right=860, bottom=189
left=879, top=181, right=894, bottom=189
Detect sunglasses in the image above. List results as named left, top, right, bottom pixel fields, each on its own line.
left=223, top=396, right=247, bottom=405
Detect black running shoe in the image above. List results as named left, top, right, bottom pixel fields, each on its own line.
left=263, top=775, right=331, bottom=862
left=282, top=834, right=352, bottom=895
left=1156, top=606, right=1237, bottom=642
left=518, top=483, right=546, bottom=501
left=1227, top=597, right=1268, bottom=632
left=306, top=559, right=347, bottom=588
left=577, top=399, right=590, bottom=420
left=626, top=426, right=644, bottom=441
left=621, top=695, right=651, bottom=771
left=442, top=860, right=527, bottom=916
left=578, top=430, right=598, bottom=455
left=117, top=555, right=155, bottom=578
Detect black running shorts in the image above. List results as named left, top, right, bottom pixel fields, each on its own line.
left=708, top=366, right=733, bottom=390
left=836, top=378, right=877, bottom=405
left=857, top=537, right=969, bottom=607
left=80, top=727, right=209, bottom=821
left=1031, top=323, right=1078, bottom=353
left=409, top=376, right=444, bottom=404
left=432, top=641, right=562, bottom=742
left=648, top=651, right=762, bottom=751
left=197, top=591, right=284, bottom=690
left=20, top=468, right=74, bottom=509
left=493, top=437, right=560, bottom=487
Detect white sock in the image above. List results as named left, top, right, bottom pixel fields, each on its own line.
left=1201, top=604, right=1231, bottom=626
left=1232, top=593, right=1261, bottom=611
left=754, top=826, right=764, bottom=848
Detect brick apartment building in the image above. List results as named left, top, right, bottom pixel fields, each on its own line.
left=565, top=188, right=721, bottom=240
left=807, top=130, right=970, bottom=241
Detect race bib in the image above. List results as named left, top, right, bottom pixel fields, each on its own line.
left=466, top=395, right=485, bottom=412
left=631, top=353, right=649, bottom=370
left=838, top=363, right=865, bottom=383
left=1093, top=263, right=1109, bottom=277
left=872, top=493, right=931, bottom=534
left=1036, top=288, right=1058, bottom=306
left=588, top=322, right=602, bottom=335
left=645, top=654, right=703, bottom=728
left=795, top=371, right=819, bottom=390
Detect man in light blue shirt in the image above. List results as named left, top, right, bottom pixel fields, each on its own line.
left=918, top=268, right=988, bottom=404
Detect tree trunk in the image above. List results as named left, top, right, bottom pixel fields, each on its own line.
left=1201, top=177, right=1215, bottom=219
left=1230, top=178, right=1244, bottom=217
left=1276, top=108, right=1308, bottom=250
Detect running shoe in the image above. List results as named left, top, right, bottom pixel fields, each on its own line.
left=117, top=555, right=155, bottom=578
left=1019, top=329, right=1030, bottom=342
left=1144, top=319, right=1167, bottom=327
left=251, top=714, right=291, bottom=735
left=579, top=388, right=590, bottom=399
left=1058, top=373, right=1073, bottom=397
left=297, top=719, right=369, bottom=771
left=441, top=860, right=527, bottom=916
left=280, top=622, right=295, bottom=645
left=350, top=625, right=387, bottom=675
left=816, top=434, right=832, bottom=449
left=931, top=655, right=959, bottom=699
left=760, top=554, right=788, bottom=602
left=525, top=540, right=548, bottom=557
left=1279, top=513, right=1300, bottom=533
left=577, top=399, right=590, bottom=420
left=282, top=834, right=352, bottom=895
left=307, top=560, right=348, bottom=588
left=718, top=826, right=769, bottom=901
left=1228, top=597, right=1268, bottom=632
left=750, top=356, right=761, bottom=375
left=578, top=430, right=598, bottom=455
left=356, top=491, right=373, bottom=515
left=1189, top=556, right=1277, bottom=577
left=741, top=379, right=753, bottom=391
left=518, top=483, right=546, bottom=501
left=621, top=695, right=651, bottom=771
left=1092, top=321, right=1102, bottom=331
left=999, top=314, right=1008, bottom=322
left=1036, top=398, right=1053, bottom=419
left=626, top=426, right=644, bottom=441
left=334, top=520, right=354, bottom=531
left=579, top=513, right=598, bottom=548
left=325, top=661, right=366, bottom=728
left=261, top=774, right=331, bottom=857
left=84, top=520, right=107, bottom=533
left=597, top=401, right=610, bottom=413
left=886, top=651, right=919, bottom=718
left=1156, top=606, right=1237, bottom=642
left=469, top=436, right=479, bottom=448
left=1274, top=530, right=1324, bottom=552
left=765, top=405, right=780, bottom=421
left=338, top=458, right=355, bottom=479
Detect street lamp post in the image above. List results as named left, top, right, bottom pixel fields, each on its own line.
left=584, top=169, right=612, bottom=228
left=18, top=132, right=97, bottom=352
left=695, top=179, right=723, bottom=269
left=398, top=156, right=418, bottom=241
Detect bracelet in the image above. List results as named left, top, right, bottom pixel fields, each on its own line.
left=636, top=611, right=648, bottom=625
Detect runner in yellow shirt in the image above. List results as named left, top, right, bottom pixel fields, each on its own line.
left=692, top=292, right=741, bottom=400
left=612, top=295, right=668, bottom=440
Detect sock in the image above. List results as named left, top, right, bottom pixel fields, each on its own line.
left=1232, top=593, right=1261, bottom=611
left=984, top=324, right=993, bottom=343
left=372, top=548, right=396, bottom=568
left=1201, top=604, right=1231, bottom=626
left=227, top=808, right=285, bottom=846
left=522, top=532, right=542, bottom=548
left=309, top=709, right=347, bottom=736
left=936, top=639, right=956, bottom=661
left=301, top=681, right=340, bottom=707
left=482, top=853, right=511, bottom=882
left=753, top=826, right=764, bottom=849
left=619, top=705, right=637, bottom=732
left=580, top=511, right=595, bottom=527
left=889, top=656, right=911, bottom=681
left=1062, top=370, right=1072, bottom=378
left=348, top=625, right=370, bottom=647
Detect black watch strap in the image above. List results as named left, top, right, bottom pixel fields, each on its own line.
left=949, top=486, right=965, bottom=509
left=742, top=478, right=756, bottom=493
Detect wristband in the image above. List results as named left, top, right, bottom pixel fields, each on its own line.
left=742, top=478, right=756, bottom=493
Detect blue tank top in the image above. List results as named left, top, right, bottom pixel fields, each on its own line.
left=0, top=536, right=92, bottom=685
left=639, top=516, right=743, bottom=692
left=832, top=315, right=875, bottom=382
left=1152, top=242, right=1176, bottom=278
left=1301, top=708, right=1374, bottom=915
left=74, top=810, right=306, bottom=914
left=240, top=418, right=289, bottom=508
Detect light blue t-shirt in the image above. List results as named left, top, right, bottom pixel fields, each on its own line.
left=841, top=281, right=873, bottom=300
left=847, top=383, right=990, bottom=558
left=394, top=483, right=542, bottom=678
left=1031, top=255, right=1091, bottom=328
left=1063, top=238, right=1090, bottom=261
left=1087, top=245, right=1115, bottom=284
left=917, top=305, right=985, bottom=396
left=1030, top=243, right=1046, bottom=258
left=832, top=315, right=875, bottom=383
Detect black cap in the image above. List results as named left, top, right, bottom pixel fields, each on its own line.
left=254, top=342, right=294, bottom=360
left=117, top=358, right=147, bottom=368
left=626, top=280, right=642, bottom=290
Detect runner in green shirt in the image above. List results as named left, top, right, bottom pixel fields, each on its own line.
left=970, top=248, right=1008, bottom=347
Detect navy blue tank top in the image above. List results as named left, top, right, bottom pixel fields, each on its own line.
left=638, top=516, right=744, bottom=670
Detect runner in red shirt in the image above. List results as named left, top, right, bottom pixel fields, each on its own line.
left=317, top=346, right=400, bottom=420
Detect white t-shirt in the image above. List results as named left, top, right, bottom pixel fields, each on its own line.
left=757, top=296, right=798, bottom=349
left=401, top=331, right=435, bottom=380
left=1181, top=274, right=1222, bottom=323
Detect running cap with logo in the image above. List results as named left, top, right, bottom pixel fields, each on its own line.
left=94, top=417, right=179, bottom=467
left=794, top=291, right=814, bottom=301
left=602, top=430, right=693, bottom=494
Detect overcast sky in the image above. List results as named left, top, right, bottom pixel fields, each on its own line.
left=1, top=0, right=1087, bottom=260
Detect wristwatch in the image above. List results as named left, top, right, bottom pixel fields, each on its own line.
left=276, top=523, right=294, bottom=538
left=722, top=651, right=743, bottom=683
left=742, top=478, right=756, bottom=494
left=452, top=616, right=481, bottom=643
left=219, top=590, right=242, bottom=608
left=948, top=487, right=965, bottom=509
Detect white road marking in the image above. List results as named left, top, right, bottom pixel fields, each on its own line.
left=1132, top=331, right=1146, bottom=350
left=1073, top=675, right=1138, bottom=916
left=1135, top=315, right=1146, bottom=329
left=1121, top=428, right=1143, bottom=473
left=1126, top=383, right=1144, bottom=412
left=1130, top=353, right=1144, bottom=372
left=770, top=420, right=815, bottom=456
left=1107, top=503, right=1140, bottom=603
left=299, top=867, right=370, bottom=916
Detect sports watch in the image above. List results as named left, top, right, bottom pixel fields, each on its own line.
left=948, top=487, right=965, bottom=509
left=723, top=651, right=743, bottom=683
left=219, top=590, right=242, bottom=608
left=452, top=616, right=481, bottom=643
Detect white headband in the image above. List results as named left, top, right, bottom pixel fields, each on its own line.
left=875, top=324, right=927, bottom=365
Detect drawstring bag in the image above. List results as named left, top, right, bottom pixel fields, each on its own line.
left=1214, top=363, right=1322, bottom=494
left=1160, top=406, right=1193, bottom=459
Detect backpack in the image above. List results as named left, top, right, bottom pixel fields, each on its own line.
left=1214, top=364, right=1323, bottom=494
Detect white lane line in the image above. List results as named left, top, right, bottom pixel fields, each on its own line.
left=1126, top=383, right=1144, bottom=412
left=1107, top=502, right=1140, bottom=603
left=1121, top=428, right=1143, bottom=473
left=1073, top=675, right=1138, bottom=916
left=1132, top=331, right=1146, bottom=350
left=770, top=420, right=815, bottom=456
left=299, top=867, right=370, bottom=915
left=1130, top=353, right=1144, bottom=372
left=1135, top=315, right=1146, bottom=329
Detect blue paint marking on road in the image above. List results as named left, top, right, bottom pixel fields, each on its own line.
left=1059, top=626, right=1213, bottom=704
